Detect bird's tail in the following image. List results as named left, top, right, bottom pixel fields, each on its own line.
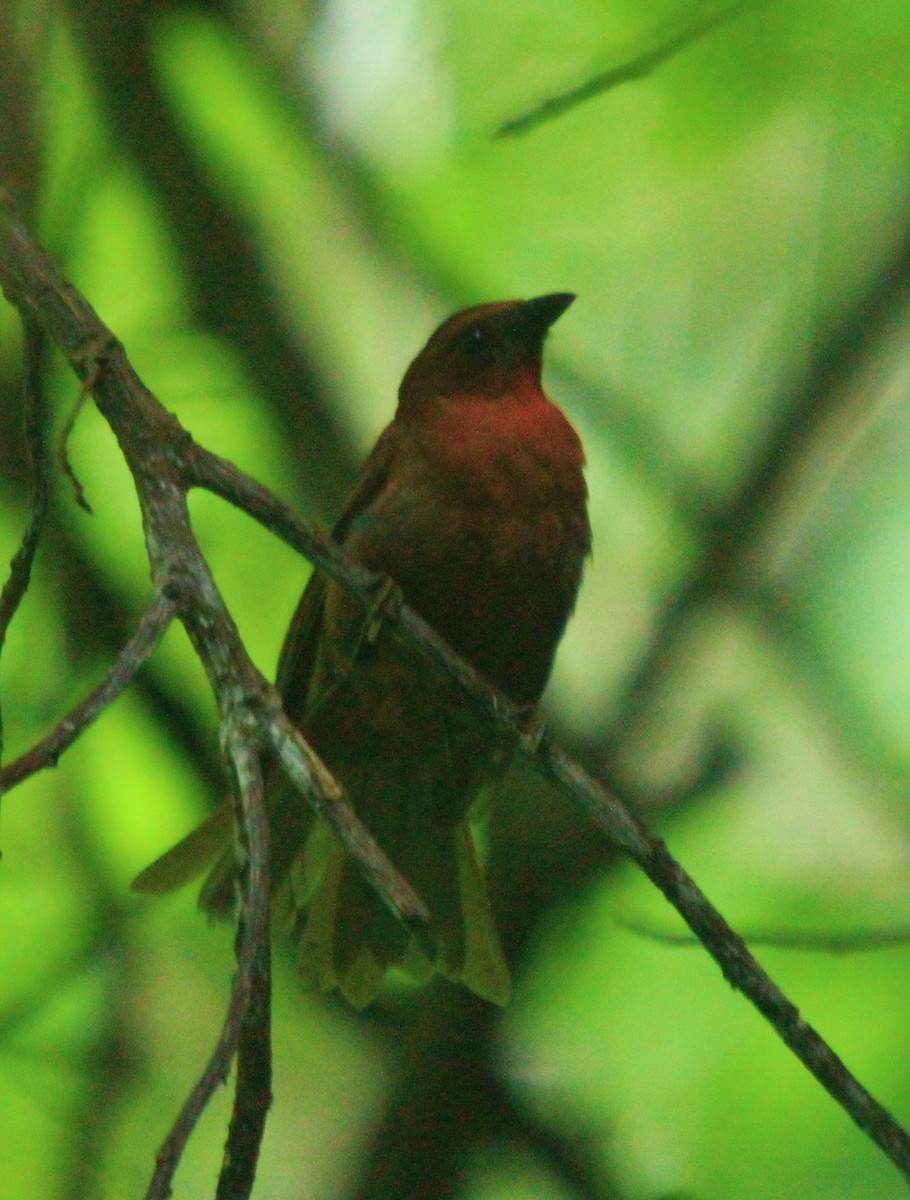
left=134, top=805, right=510, bottom=1009
left=288, top=818, right=510, bottom=1009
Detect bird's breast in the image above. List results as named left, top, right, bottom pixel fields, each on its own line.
left=418, top=385, right=586, bottom=508
left=343, top=388, right=590, bottom=704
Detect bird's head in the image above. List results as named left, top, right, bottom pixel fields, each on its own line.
left=397, top=292, right=575, bottom=411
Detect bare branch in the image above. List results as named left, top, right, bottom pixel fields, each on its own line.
left=146, top=735, right=271, bottom=1200
left=620, top=917, right=910, bottom=955
left=217, top=932, right=271, bottom=1200
left=217, top=734, right=272, bottom=1200
left=0, top=189, right=432, bottom=1196
left=0, top=590, right=177, bottom=791
left=0, top=187, right=430, bottom=933
left=496, top=1, right=756, bottom=138
left=1, top=191, right=909, bottom=1184
left=541, top=741, right=910, bottom=1171
left=270, top=710, right=431, bottom=932
left=57, top=370, right=96, bottom=514
left=0, top=316, right=48, bottom=759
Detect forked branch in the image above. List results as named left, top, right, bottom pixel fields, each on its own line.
left=1, top=193, right=909, bottom=1189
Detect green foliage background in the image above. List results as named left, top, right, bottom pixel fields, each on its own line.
left=3, top=1, right=910, bottom=1196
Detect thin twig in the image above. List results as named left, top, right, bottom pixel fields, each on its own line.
left=57, top=369, right=96, bottom=514
left=270, top=711, right=431, bottom=930
left=0, top=590, right=177, bottom=792
left=542, top=742, right=910, bottom=1174
left=190, top=440, right=910, bottom=1172
left=185, top=376, right=910, bottom=1180
left=496, top=0, right=756, bottom=137
left=216, top=733, right=272, bottom=1199
left=2, top=190, right=910, bottom=1184
left=620, top=917, right=910, bottom=955
left=146, top=734, right=271, bottom=1200
left=217, top=934, right=271, bottom=1200
left=0, top=190, right=430, bottom=939
left=0, top=316, right=48, bottom=759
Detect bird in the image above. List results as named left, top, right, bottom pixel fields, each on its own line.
left=133, top=292, right=591, bottom=1009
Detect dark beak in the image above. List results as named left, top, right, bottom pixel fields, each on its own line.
left=521, top=292, right=576, bottom=335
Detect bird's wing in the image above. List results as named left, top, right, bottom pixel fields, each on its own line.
left=330, top=422, right=400, bottom=546
left=276, top=423, right=399, bottom=717
left=131, top=803, right=234, bottom=894
left=274, top=569, right=327, bottom=721
left=278, top=424, right=404, bottom=724
left=133, top=428, right=399, bottom=903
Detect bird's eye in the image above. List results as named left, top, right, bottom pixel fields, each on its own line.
left=462, top=325, right=488, bottom=355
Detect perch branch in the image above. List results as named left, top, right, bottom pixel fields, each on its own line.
left=0, top=189, right=429, bottom=931
left=217, top=731, right=273, bottom=1200
left=0, top=590, right=177, bottom=791
left=0, top=190, right=427, bottom=1200
left=0, top=316, right=47, bottom=759
left=1, top=193, right=909, bottom=1183
left=497, top=0, right=756, bottom=137
left=146, top=735, right=271, bottom=1200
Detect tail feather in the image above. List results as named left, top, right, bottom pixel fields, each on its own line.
left=131, top=805, right=232, bottom=896
left=448, top=823, right=510, bottom=1006
left=132, top=791, right=510, bottom=1008
left=293, top=818, right=509, bottom=1009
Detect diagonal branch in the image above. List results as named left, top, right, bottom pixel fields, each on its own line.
left=497, top=0, right=757, bottom=137
left=269, top=710, right=431, bottom=932
left=0, top=316, right=47, bottom=759
left=146, top=733, right=271, bottom=1200
left=0, top=189, right=428, bottom=1199
left=0, top=189, right=429, bottom=933
left=217, top=735, right=272, bottom=1200
left=1, top=192, right=909, bottom=1184
left=0, top=590, right=177, bottom=791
